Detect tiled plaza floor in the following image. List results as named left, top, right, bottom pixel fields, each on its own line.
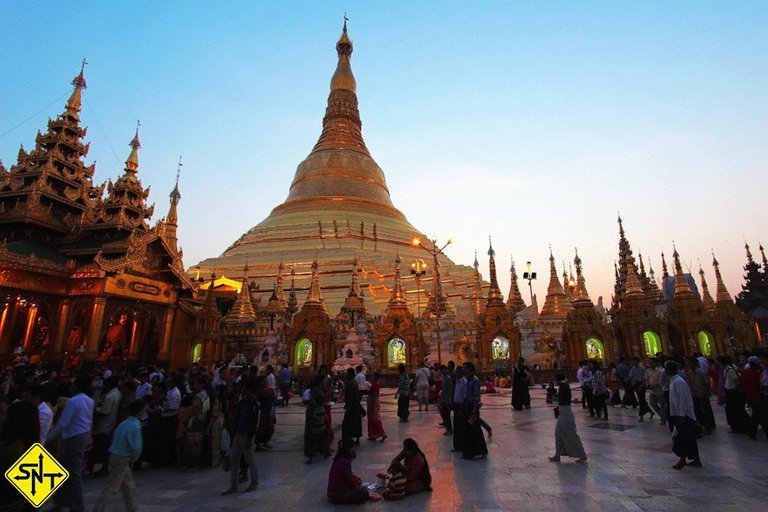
left=77, top=387, right=767, bottom=511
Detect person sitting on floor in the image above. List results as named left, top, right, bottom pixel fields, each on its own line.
left=327, top=438, right=381, bottom=504
left=381, top=461, right=407, bottom=501
left=389, top=438, right=432, bottom=495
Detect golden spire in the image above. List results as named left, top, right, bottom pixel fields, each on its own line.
left=671, top=245, right=695, bottom=299
left=388, top=254, right=407, bottom=306
left=486, top=237, right=503, bottom=302
left=638, top=253, right=646, bottom=277
left=572, top=248, right=591, bottom=303
left=745, top=242, right=754, bottom=263
left=624, top=254, right=645, bottom=299
left=305, top=258, right=324, bottom=305
left=471, top=250, right=482, bottom=316
left=760, top=243, right=768, bottom=269
left=506, top=256, right=526, bottom=311
left=712, top=252, right=733, bottom=304
left=167, top=157, right=182, bottom=226
left=125, top=120, right=141, bottom=172
left=226, top=264, right=257, bottom=324
left=350, top=256, right=362, bottom=298
left=647, top=262, right=664, bottom=303
left=331, top=14, right=356, bottom=93
left=540, top=247, right=573, bottom=317
left=65, top=58, right=88, bottom=116
left=661, top=251, right=669, bottom=278
left=204, top=271, right=217, bottom=306
left=699, top=264, right=715, bottom=313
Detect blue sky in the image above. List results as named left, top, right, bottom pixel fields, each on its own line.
left=1, top=2, right=766, bottom=303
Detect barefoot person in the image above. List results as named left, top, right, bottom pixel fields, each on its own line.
left=93, top=400, right=146, bottom=512
left=667, top=360, right=702, bottom=470
left=389, top=438, right=432, bottom=495
left=366, top=372, right=387, bottom=442
left=549, top=373, right=587, bottom=463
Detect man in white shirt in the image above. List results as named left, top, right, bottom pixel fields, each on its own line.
left=47, top=377, right=94, bottom=512
left=265, top=365, right=277, bottom=392
left=135, top=372, right=152, bottom=400
left=23, top=383, right=53, bottom=443
left=666, top=361, right=701, bottom=470
left=354, top=365, right=370, bottom=393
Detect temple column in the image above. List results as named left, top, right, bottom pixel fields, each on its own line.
left=21, top=304, right=39, bottom=350
left=0, top=301, right=16, bottom=359
left=85, top=297, right=107, bottom=359
left=159, top=306, right=176, bottom=361
left=52, top=299, right=71, bottom=355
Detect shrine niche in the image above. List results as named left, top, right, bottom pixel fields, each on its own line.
left=64, top=302, right=90, bottom=369
left=99, top=310, right=131, bottom=363
left=697, top=330, right=714, bottom=356
left=23, top=299, right=54, bottom=361
left=491, top=335, right=509, bottom=360
left=643, top=330, right=662, bottom=356
left=387, top=337, right=406, bottom=369
left=585, top=337, right=605, bottom=364
left=295, top=337, right=313, bottom=369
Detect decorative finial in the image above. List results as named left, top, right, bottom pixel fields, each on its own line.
left=176, top=156, right=183, bottom=187
left=487, top=235, right=495, bottom=257
left=745, top=242, right=754, bottom=262
left=473, top=250, right=479, bottom=269
left=131, top=119, right=141, bottom=148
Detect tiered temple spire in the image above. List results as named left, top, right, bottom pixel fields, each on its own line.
left=388, top=254, right=407, bottom=306
left=305, top=259, right=324, bottom=306
left=712, top=252, right=733, bottom=304
left=226, top=265, right=257, bottom=324
left=572, top=248, right=591, bottom=303
left=672, top=245, right=695, bottom=299
left=506, top=257, right=526, bottom=312
left=699, top=264, right=715, bottom=313
left=485, top=237, right=503, bottom=304
left=471, top=251, right=483, bottom=316
left=540, top=248, right=573, bottom=317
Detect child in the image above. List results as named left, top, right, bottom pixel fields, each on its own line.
left=546, top=381, right=557, bottom=404
left=382, top=462, right=407, bottom=501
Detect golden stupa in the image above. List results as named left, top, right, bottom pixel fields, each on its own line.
left=194, top=22, right=478, bottom=316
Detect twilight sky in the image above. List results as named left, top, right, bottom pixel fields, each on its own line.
left=1, top=2, right=766, bottom=305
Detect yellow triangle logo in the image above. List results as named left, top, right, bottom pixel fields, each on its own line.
left=4, top=443, right=69, bottom=508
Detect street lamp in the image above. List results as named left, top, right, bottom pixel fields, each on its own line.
left=412, top=236, right=453, bottom=364
left=523, top=261, right=537, bottom=304
left=410, top=259, right=427, bottom=318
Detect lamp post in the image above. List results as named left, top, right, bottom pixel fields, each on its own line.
left=412, top=236, right=453, bottom=365
left=410, top=259, right=427, bottom=318
left=523, top=261, right=537, bottom=304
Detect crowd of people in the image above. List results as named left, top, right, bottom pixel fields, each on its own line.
left=0, top=348, right=764, bottom=509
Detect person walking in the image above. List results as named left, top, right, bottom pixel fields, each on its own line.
left=452, top=366, right=467, bottom=453
left=589, top=362, right=609, bottom=420
left=395, top=364, right=410, bottom=422
left=631, top=357, right=651, bottom=422
left=511, top=357, right=532, bottom=410
left=646, top=358, right=666, bottom=425
left=667, top=360, right=702, bottom=470
left=415, top=362, right=431, bottom=412
left=221, top=381, right=259, bottom=495
left=341, top=368, right=363, bottom=445
left=686, top=357, right=715, bottom=435
left=549, top=373, right=587, bottom=464
left=93, top=400, right=146, bottom=512
left=461, top=362, right=488, bottom=460
left=47, top=377, right=94, bottom=512
left=439, top=362, right=455, bottom=435
left=278, top=363, right=292, bottom=406
left=366, top=372, right=387, bottom=442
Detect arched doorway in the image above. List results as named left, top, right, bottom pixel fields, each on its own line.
left=387, top=337, right=406, bottom=369
left=697, top=331, right=714, bottom=357
left=191, top=343, right=202, bottom=363
left=643, top=331, right=662, bottom=356
left=585, top=338, right=605, bottom=364
left=295, top=338, right=313, bottom=369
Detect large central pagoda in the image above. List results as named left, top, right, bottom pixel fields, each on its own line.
left=194, top=22, right=477, bottom=316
